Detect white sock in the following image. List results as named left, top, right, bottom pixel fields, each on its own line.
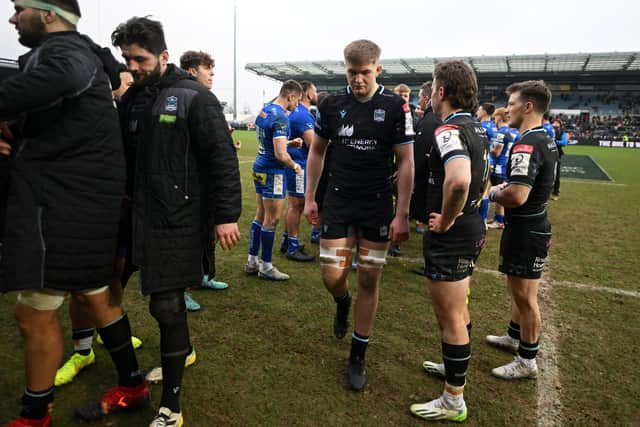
left=248, top=255, right=259, bottom=264
left=260, top=262, right=273, bottom=272
left=74, top=336, right=94, bottom=353
left=520, top=356, right=537, bottom=368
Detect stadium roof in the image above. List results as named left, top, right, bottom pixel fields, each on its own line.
left=246, top=51, right=640, bottom=82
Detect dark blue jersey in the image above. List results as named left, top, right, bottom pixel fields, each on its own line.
left=287, top=103, right=314, bottom=163
left=254, top=103, right=289, bottom=170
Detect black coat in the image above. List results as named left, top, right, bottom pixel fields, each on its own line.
left=410, top=104, right=441, bottom=223
left=119, top=65, right=241, bottom=295
left=0, top=32, right=126, bottom=292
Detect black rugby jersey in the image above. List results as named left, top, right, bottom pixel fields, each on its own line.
left=426, top=112, right=490, bottom=217
left=506, top=126, right=558, bottom=218
left=315, top=85, right=414, bottom=198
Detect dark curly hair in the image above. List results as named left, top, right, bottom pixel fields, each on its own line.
left=111, top=16, right=167, bottom=55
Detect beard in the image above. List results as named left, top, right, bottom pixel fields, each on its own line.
left=17, top=14, right=46, bottom=48
left=131, top=62, right=163, bottom=87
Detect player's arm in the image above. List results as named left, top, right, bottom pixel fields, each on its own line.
left=0, top=43, right=104, bottom=120
left=274, top=137, right=301, bottom=172
left=392, top=143, right=414, bottom=219
left=301, top=128, right=314, bottom=148
left=440, top=157, right=471, bottom=226
left=490, top=142, right=539, bottom=208
left=303, top=134, right=329, bottom=226
left=489, top=183, right=530, bottom=208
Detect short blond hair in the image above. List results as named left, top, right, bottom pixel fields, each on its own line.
left=394, top=84, right=411, bottom=94
left=344, top=39, right=381, bottom=65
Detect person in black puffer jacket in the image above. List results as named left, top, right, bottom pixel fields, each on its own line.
left=111, top=17, right=242, bottom=426
left=0, top=1, right=149, bottom=425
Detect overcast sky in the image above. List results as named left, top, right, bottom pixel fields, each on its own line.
left=1, top=0, right=639, bottom=113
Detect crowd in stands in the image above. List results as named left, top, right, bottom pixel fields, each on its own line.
left=553, top=114, right=640, bottom=142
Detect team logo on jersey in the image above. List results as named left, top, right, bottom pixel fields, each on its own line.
left=510, top=152, right=531, bottom=176
left=164, top=96, right=178, bottom=113
left=435, top=125, right=462, bottom=156
left=340, top=110, right=347, bottom=119
left=338, top=124, right=354, bottom=137
left=373, top=109, right=386, bottom=122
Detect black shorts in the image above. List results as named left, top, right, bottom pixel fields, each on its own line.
left=321, top=190, right=394, bottom=243
left=490, top=174, right=506, bottom=186
left=499, top=216, right=552, bottom=279
left=315, top=169, right=329, bottom=214
left=423, top=214, right=486, bottom=282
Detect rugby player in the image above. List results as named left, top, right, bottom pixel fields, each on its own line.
left=245, top=80, right=304, bottom=281
left=551, top=119, right=568, bottom=200
left=410, top=61, right=489, bottom=422
left=476, top=102, right=497, bottom=226
left=305, top=39, right=414, bottom=391
left=281, top=81, right=318, bottom=262
left=1, top=2, right=148, bottom=425
left=180, top=50, right=230, bottom=304
left=487, top=107, right=515, bottom=229
left=109, top=17, right=242, bottom=425
left=486, top=80, right=558, bottom=380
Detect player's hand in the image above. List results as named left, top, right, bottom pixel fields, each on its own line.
left=391, top=170, right=399, bottom=185
left=428, top=212, right=457, bottom=234
left=292, top=163, right=303, bottom=175
left=288, top=138, right=303, bottom=148
left=389, top=214, right=409, bottom=245
left=304, top=200, right=319, bottom=226
left=0, top=141, right=11, bottom=156
left=0, top=123, right=13, bottom=156
left=234, top=140, right=242, bottom=151
left=215, top=223, right=240, bottom=250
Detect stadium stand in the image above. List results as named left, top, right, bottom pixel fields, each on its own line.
left=246, top=52, right=640, bottom=146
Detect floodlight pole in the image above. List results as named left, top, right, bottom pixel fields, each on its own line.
left=233, top=0, right=238, bottom=121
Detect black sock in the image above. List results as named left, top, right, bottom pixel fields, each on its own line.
left=350, top=332, right=369, bottom=361
left=20, top=387, right=54, bottom=419
left=334, top=291, right=351, bottom=318
left=158, top=311, right=190, bottom=413
left=72, top=327, right=95, bottom=356
left=97, top=314, right=143, bottom=387
left=518, top=340, right=540, bottom=359
left=333, top=290, right=351, bottom=305
left=466, top=323, right=472, bottom=340
left=508, top=321, right=521, bottom=340
left=442, top=342, right=471, bottom=387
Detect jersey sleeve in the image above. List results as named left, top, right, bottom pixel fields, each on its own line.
left=393, top=102, right=415, bottom=145
left=314, top=97, right=330, bottom=139
left=508, top=143, right=541, bottom=187
left=434, top=124, right=469, bottom=165
left=272, top=112, right=289, bottom=140
left=291, top=111, right=314, bottom=138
